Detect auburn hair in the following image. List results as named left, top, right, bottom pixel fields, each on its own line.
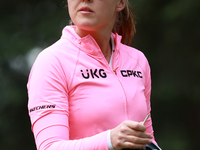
left=113, top=0, right=136, bottom=45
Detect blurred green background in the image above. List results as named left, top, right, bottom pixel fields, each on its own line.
left=0, top=0, right=199, bottom=149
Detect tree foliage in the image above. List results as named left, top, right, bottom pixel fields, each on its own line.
left=0, top=0, right=199, bottom=149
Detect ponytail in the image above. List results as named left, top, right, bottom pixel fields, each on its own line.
left=113, top=0, right=136, bottom=45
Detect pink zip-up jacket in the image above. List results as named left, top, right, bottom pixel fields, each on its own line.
left=27, top=26, right=156, bottom=150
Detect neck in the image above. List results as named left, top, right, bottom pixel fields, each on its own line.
left=76, top=27, right=112, bottom=63
left=76, top=27, right=111, bottom=54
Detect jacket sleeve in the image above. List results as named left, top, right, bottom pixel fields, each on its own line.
left=27, top=50, right=109, bottom=150
left=141, top=54, right=158, bottom=145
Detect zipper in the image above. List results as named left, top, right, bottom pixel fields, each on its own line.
left=112, top=51, right=129, bottom=119
left=112, top=51, right=118, bottom=75
left=100, top=49, right=129, bottom=120
left=82, top=37, right=129, bottom=119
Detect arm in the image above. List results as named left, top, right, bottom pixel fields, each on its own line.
left=27, top=50, right=108, bottom=150
left=143, top=57, right=157, bottom=145
left=32, top=113, right=108, bottom=150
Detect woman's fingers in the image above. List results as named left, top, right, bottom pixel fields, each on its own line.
left=111, top=120, right=153, bottom=150
left=129, top=130, right=153, bottom=139
left=123, top=141, right=147, bottom=150
left=125, top=134, right=152, bottom=144
left=126, top=120, right=146, bottom=132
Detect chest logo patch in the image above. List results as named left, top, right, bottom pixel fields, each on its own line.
left=81, top=69, right=107, bottom=79
left=121, top=70, right=143, bottom=78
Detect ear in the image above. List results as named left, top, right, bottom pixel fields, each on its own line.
left=115, top=0, right=125, bottom=12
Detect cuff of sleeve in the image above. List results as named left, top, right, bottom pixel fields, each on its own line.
left=107, top=130, right=115, bottom=150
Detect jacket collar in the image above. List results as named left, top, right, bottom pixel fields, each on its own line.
left=61, top=25, right=122, bottom=58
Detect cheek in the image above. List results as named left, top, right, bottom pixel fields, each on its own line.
left=68, top=5, right=76, bottom=21
left=67, top=1, right=77, bottom=14
left=101, top=3, right=117, bottom=16
left=100, top=8, right=116, bottom=21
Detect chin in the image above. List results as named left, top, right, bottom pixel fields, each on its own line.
left=76, top=23, right=99, bottom=32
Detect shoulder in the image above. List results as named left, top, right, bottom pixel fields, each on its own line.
left=30, top=38, right=79, bottom=83
left=35, top=25, right=80, bottom=64
left=35, top=37, right=78, bottom=67
left=120, top=44, right=149, bottom=66
left=113, top=34, right=147, bottom=63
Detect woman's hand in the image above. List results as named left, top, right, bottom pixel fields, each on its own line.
left=110, top=120, right=153, bottom=150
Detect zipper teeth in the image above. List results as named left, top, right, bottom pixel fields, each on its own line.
left=118, top=79, right=129, bottom=119
left=100, top=49, right=129, bottom=119
left=110, top=51, right=129, bottom=119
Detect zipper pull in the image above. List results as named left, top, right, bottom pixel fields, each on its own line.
left=113, top=67, right=118, bottom=75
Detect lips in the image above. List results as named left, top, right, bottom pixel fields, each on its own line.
left=79, top=6, right=93, bottom=12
